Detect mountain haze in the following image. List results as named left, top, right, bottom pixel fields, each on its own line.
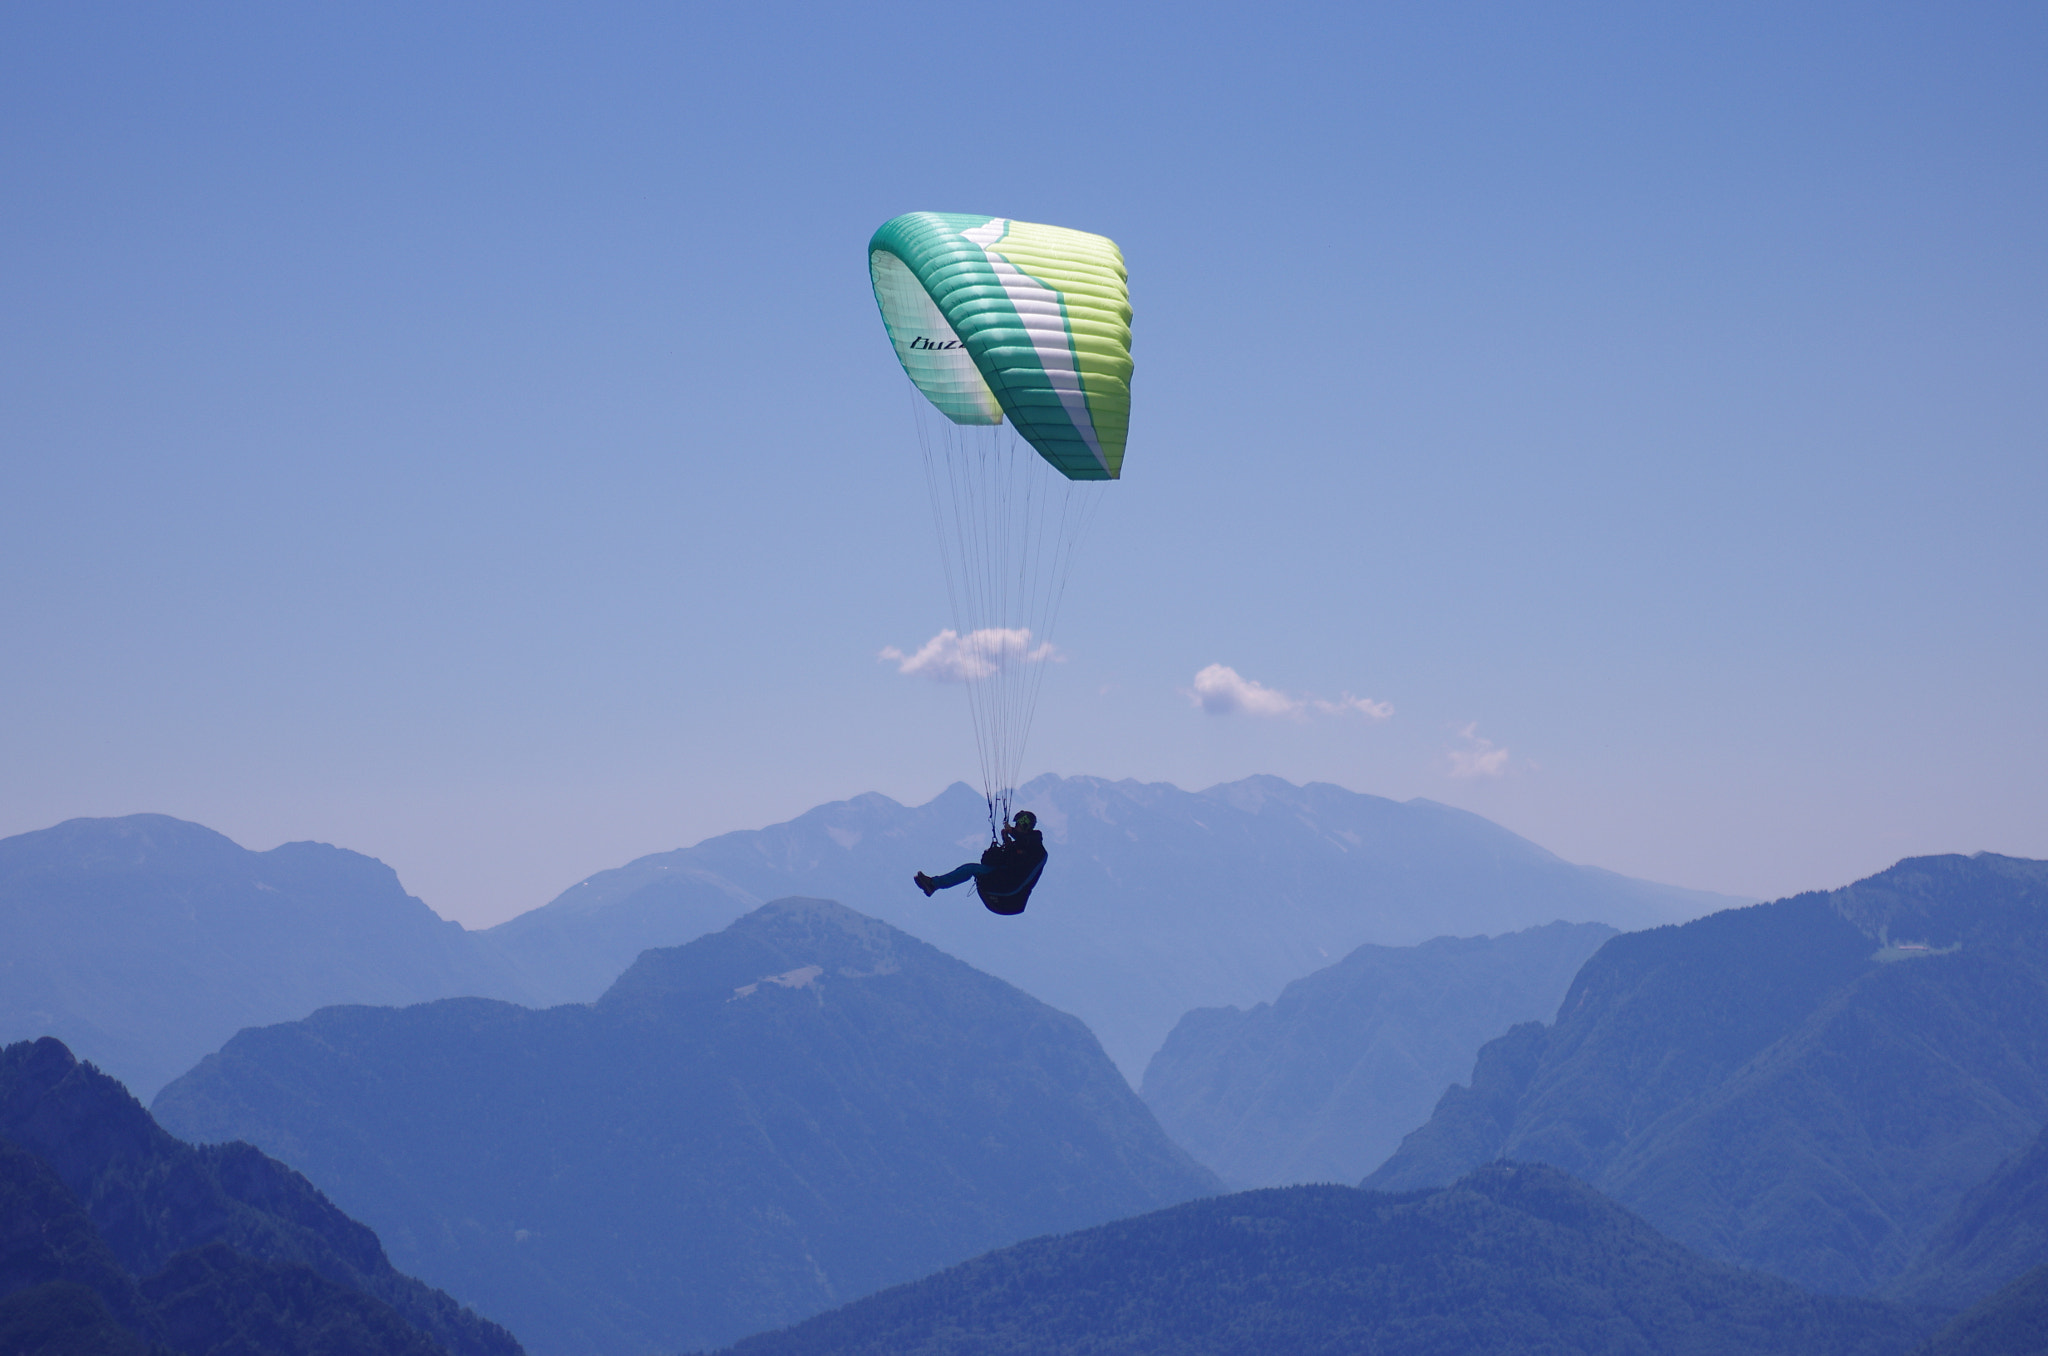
left=1367, top=853, right=2048, bottom=1301
left=1142, top=920, right=1616, bottom=1187
left=491, top=775, right=1736, bottom=1076
left=706, top=1162, right=1922, bottom=1356
left=0, top=815, right=535, bottom=1098
left=155, top=898, right=1219, bottom=1356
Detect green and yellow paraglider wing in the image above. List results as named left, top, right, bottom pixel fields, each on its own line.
left=869, top=212, right=1132, bottom=480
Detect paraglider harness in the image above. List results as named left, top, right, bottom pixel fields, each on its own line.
left=974, top=809, right=1047, bottom=916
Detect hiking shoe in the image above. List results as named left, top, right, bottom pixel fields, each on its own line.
left=914, top=872, right=937, bottom=897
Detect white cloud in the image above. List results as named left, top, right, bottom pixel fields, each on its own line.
left=1188, top=664, right=1392, bottom=721
left=1313, top=693, right=1395, bottom=720
left=1190, top=664, right=1298, bottom=716
left=880, top=628, right=1060, bottom=683
left=1448, top=722, right=1510, bottom=778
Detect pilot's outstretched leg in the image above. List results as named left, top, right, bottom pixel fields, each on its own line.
left=915, top=862, right=988, bottom=896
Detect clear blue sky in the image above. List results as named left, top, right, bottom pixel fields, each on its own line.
left=4, top=3, right=2042, bottom=926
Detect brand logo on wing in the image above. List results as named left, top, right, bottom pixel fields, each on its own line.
left=908, top=336, right=963, bottom=350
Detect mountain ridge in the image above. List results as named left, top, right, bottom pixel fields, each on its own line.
left=0, top=1035, right=523, bottom=1356
left=488, top=774, right=1741, bottom=1076
left=154, top=896, right=1220, bottom=1356
left=0, top=780, right=1737, bottom=1094
left=0, top=814, right=536, bottom=1098
left=700, top=1161, right=1924, bottom=1356
left=1366, top=853, right=2048, bottom=1301
left=1141, top=919, right=1617, bottom=1187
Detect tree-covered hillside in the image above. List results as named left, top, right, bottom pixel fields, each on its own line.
left=1911, top=1261, right=2048, bottom=1355
left=705, top=1162, right=1924, bottom=1356
left=1367, top=853, right=2048, bottom=1300
left=0, top=1036, right=521, bottom=1356
left=1889, top=1117, right=2048, bottom=1311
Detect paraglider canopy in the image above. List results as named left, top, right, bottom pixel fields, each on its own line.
left=869, top=213, right=1133, bottom=481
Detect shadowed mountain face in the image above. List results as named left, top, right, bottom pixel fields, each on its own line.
left=1366, top=853, right=2048, bottom=1302
left=1142, top=920, right=1616, bottom=1188
left=154, top=899, right=1220, bottom=1356
left=1888, top=1118, right=2048, bottom=1311
left=0, top=815, right=535, bottom=1099
left=0, top=1036, right=522, bottom=1356
left=704, top=1162, right=1925, bottom=1356
left=488, top=775, right=1736, bottom=1077
left=1910, top=1261, right=2048, bottom=1356
left=0, top=1135, right=151, bottom=1352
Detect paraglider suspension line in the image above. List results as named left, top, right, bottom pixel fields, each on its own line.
left=911, top=396, right=1102, bottom=842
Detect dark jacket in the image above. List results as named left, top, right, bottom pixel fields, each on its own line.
left=976, top=825, right=1048, bottom=915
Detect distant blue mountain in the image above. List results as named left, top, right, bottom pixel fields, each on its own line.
left=1142, top=920, right=1617, bottom=1187
left=0, top=815, right=536, bottom=1098
left=154, top=898, right=1220, bottom=1356
left=1366, top=853, right=2048, bottom=1303
left=0, top=781, right=1737, bottom=1099
left=488, top=775, right=1739, bottom=1076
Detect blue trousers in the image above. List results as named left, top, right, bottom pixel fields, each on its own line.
left=928, top=862, right=991, bottom=890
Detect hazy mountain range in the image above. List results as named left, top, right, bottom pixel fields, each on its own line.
left=0, top=815, right=535, bottom=1098
left=1366, top=853, right=2048, bottom=1299
left=487, top=774, right=1740, bottom=1076
left=14, top=792, right=2046, bottom=1353
left=0, top=1036, right=520, bottom=1356
left=702, top=1162, right=1925, bottom=1356
left=154, top=899, right=1219, bottom=1356
left=0, top=778, right=1738, bottom=1096
left=1141, top=920, right=1617, bottom=1187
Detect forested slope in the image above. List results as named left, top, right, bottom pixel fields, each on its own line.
left=1889, top=1117, right=2048, bottom=1311
left=0, top=1036, right=521, bottom=1356
left=706, top=1163, right=1923, bottom=1356
left=1367, top=853, right=2048, bottom=1299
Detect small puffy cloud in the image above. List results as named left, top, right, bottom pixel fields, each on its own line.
left=1188, top=664, right=1392, bottom=721
left=1191, top=664, right=1298, bottom=717
left=1448, top=722, right=1510, bottom=778
left=880, top=628, right=1060, bottom=683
